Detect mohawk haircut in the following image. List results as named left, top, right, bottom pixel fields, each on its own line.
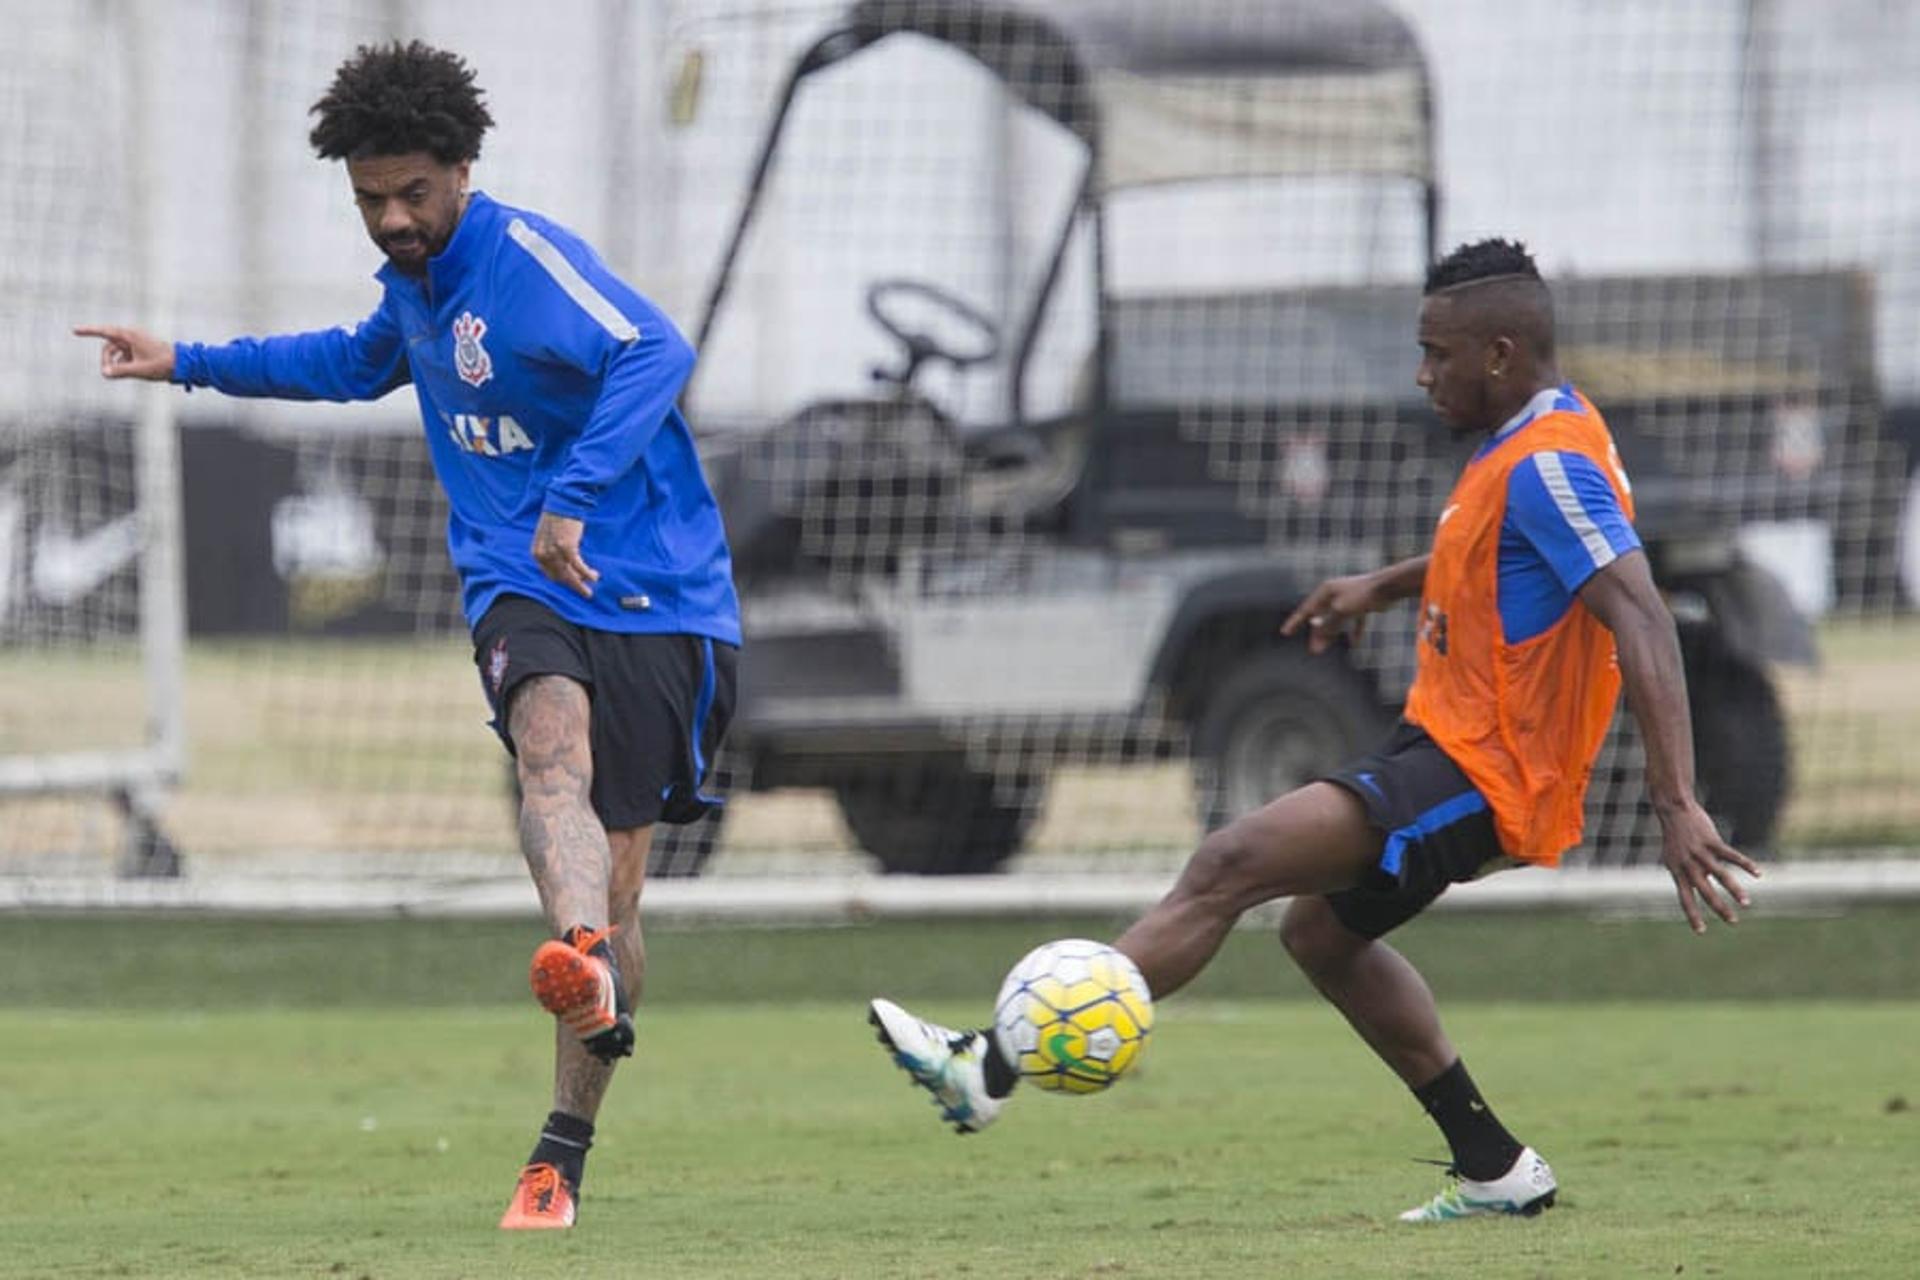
left=1424, top=238, right=1542, bottom=295
left=1423, top=238, right=1555, bottom=358
left=309, top=41, right=493, bottom=164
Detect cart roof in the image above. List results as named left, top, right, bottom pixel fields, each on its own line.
left=837, top=0, right=1433, bottom=188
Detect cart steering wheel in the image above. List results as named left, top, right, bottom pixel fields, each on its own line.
left=866, top=279, right=1002, bottom=391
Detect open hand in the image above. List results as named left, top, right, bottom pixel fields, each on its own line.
left=1658, top=800, right=1761, bottom=933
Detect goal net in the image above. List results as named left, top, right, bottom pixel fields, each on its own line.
left=0, top=5, right=187, bottom=874
left=4, top=0, right=1917, bottom=910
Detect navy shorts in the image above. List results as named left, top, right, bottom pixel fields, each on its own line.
left=1318, top=721, right=1513, bottom=939
left=472, top=593, right=737, bottom=831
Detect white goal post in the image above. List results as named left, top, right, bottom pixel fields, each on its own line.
left=0, top=1, right=186, bottom=875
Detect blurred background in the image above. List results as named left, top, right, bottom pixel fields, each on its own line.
left=4, top=0, right=1918, bottom=903
left=12, top=10, right=1920, bottom=1273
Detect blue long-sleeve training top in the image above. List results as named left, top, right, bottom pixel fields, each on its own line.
left=173, top=191, right=741, bottom=644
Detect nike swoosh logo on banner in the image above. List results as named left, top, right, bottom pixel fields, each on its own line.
left=33, top=514, right=142, bottom=605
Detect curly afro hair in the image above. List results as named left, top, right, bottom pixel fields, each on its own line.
left=309, top=41, right=493, bottom=164
left=1424, top=238, right=1541, bottom=294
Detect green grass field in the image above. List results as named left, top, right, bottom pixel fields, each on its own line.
left=7, top=909, right=1920, bottom=1278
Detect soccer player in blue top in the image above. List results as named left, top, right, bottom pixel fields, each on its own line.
left=75, top=41, right=741, bottom=1230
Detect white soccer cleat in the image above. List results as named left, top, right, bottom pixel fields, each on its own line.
left=1397, top=1147, right=1558, bottom=1222
left=868, top=998, right=1005, bottom=1135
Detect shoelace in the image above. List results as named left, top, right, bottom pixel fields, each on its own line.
left=519, top=1163, right=564, bottom=1212
left=565, top=924, right=618, bottom=955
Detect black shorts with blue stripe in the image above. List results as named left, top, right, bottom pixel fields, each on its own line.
left=1318, top=720, right=1512, bottom=940
left=473, top=593, right=737, bottom=832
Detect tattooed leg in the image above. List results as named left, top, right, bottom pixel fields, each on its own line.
left=509, top=675, right=609, bottom=933
left=553, top=825, right=652, bottom=1120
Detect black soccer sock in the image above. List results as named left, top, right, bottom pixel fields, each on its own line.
left=1410, top=1058, right=1524, bottom=1182
left=528, top=1110, right=595, bottom=1193
left=980, top=1028, right=1019, bottom=1099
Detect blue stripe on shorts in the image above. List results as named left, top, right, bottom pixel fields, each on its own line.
left=1380, top=789, right=1491, bottom=876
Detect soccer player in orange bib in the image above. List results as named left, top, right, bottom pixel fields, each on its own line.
left=869, top=238, right=1760, bottom=1222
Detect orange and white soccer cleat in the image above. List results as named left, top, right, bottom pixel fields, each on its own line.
left=528, top=926, right=634, bottom=1062
left=498, top=1162, right=577, bottom=1230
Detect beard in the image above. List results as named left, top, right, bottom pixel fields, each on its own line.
left=379, top=225, right=445, bottom=275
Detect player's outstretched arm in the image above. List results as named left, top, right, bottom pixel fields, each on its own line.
left=73, top=325, right=175, bottom=382
left=81, top=300, right=408, bottom=403
left=1282, top=554, right=1429, bottom=655
left=1578, top=550, right=1761, bottom=932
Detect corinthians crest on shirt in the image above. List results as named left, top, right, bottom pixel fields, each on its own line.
left=452, top=310, right=494, bottom=388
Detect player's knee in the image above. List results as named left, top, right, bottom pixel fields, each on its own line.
left=506, top=676, right=591, bottom=778
left=1180, top=823, right=1267, bottom=907
left=1279, top=898, right=1364, bottom=976
left=515, top=752, right=589, bottom=806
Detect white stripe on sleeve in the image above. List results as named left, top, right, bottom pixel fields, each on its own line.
left=506, top=218, right=640, bottom=342
left=1534, top=451, right=1618, bottom=571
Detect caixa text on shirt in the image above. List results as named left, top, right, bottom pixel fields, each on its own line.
left=445, top=412, right=534, bottom=456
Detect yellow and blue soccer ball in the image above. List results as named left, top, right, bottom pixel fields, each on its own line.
left=992, top=938, right=1153, bottom=1094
